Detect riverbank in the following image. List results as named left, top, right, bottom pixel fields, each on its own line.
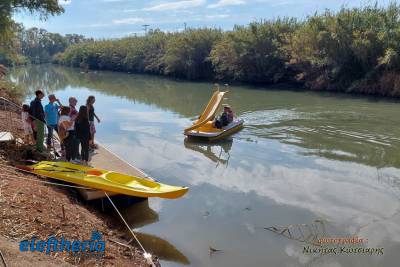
left=0, top=91, right=159, bottom=266
left=0, top=159, right=156, bottom=266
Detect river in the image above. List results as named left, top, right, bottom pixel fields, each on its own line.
left=10, top=65, right=400, bottom=267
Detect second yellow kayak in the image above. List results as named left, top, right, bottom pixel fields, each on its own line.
left=17, top=161, right=188, bottom=199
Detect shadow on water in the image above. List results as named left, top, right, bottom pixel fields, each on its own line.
left=94, top=198, right=190, bottom=265
left=88, top=198, right=190, bottom=265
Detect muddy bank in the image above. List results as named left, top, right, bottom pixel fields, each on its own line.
left=0, top=156, right=160, bottom=266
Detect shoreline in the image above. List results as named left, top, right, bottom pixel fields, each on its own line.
left=7, top=62, right=400, bottom=101
left=48, top=63, right=400, bottom=100
left=0, top=159, right=157, bottom=266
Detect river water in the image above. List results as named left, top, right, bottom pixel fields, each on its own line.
left=10, top=65, right=400, bottom=267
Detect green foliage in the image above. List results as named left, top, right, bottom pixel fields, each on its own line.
left=287, top=3, right=400, bottom=93
left=56, top=2, right=400, bottom=96
left=0, top=22, right=29, bottom=66
left=1, top=25, right=87, bottom=65
left=163, top=28, right=222, bottom=79
left=19, top=27, right=66, bottom=63
left=0, top=0, right=65, bottom=66
left=0, top=0, right=64, bottom=38
left=0, top=0, right=64, bottom=101
left=210, top=19, right=298, bottom=83
left=58, top=28, right=222, bottom=80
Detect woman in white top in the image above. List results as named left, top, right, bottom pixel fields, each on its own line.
left=58, top=106, right=79, bottom=163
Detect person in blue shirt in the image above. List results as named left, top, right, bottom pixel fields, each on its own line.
left=44, top=94, right=62, bottom=148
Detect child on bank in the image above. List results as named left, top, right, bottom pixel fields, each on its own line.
left=68, top=97, right=78, bottom=121
left=75, top=106, right=91, bottom=165
left=21, top=104, right=35, bottom=144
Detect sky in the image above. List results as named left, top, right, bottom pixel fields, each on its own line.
left=13, top=0, right=394, bottom=38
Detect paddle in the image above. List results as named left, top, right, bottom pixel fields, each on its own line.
left=40, top=162, right=103, bottom=176
left=17, top=163, right=103, bottom=176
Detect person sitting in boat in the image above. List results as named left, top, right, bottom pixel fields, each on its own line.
left=226, top=106, right=234, bottom=122
left=214, top=105, right=234, bottom=129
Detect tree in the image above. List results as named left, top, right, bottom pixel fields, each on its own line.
left=163, top=28, right=222, bottom=79
left=210, top=19, right=298, bottom=83
left=19, top=27, right=69, bottom=63
left=0, top=0, right=64, bottom=65
left=1, top=0, right=64, bottom=37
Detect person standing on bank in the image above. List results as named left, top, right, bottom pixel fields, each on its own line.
left=68, top=96, right=80, bottom=159
left=58, top=106, right=78, bottom=163
left=44, top=94, right=62, bottom=149
left=75, top=106, right=91, bottom=165
left=29, top=90, right=46, bottom=152
left=68, top=97, right=78, bottom=121
left=86, top=96, right=100, bottom=149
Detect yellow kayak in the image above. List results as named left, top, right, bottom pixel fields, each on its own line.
left=17, top=161, right=188, bottom=199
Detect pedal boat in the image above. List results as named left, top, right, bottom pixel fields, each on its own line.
left=184, top=90, right=243, bottom=141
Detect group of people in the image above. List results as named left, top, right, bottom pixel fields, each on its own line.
left=21, top=90, right=101, bottom=165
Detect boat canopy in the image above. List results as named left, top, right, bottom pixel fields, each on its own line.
left=184, top=91, right=226, bottom=133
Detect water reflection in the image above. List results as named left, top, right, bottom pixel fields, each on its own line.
left=119, top=200, right=190, bottom=265
left=265, top=219, right=330, bottom=246
left=133, top=232, right=190, bottom=265
left=11, top=65, right=400, bottom=169
left=122, top=199, right=159, bottom=228
left=183, top=138, right=233, bottom=167
left=9, top=65, right=400, bottom=267
left=240, top=107, right=400, bottom=168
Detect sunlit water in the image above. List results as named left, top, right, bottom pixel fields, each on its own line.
left=10, top=65, right=400, bottom=267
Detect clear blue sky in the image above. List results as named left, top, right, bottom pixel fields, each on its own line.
left=13, top=0, right=393, bottom=38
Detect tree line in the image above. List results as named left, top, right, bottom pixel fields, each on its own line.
left=0, top=1, right=87, bottom=66
left=55, top=3, right=400, bottom=97
left=1, top=1, right=66, bottom=101
left=1, top=24, right=88, bottom=66
left=0, top=0, right=65, bottom=66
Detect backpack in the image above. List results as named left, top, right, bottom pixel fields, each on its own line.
left=58, top=120, right=73, bottom=141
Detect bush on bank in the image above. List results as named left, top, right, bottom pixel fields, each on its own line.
left=55, top=3, right=400, bottom=97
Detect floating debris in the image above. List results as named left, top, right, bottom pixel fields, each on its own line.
left=264, top=219, right=328, bottom=246
left=202, top=211, right=210, bottom=218
left=209, top=246, right=222, bottom=255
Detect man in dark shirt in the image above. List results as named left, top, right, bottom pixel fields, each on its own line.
left=214, top=106, right=232, bottom=129
left=30, top=90, right=45, bottom=152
